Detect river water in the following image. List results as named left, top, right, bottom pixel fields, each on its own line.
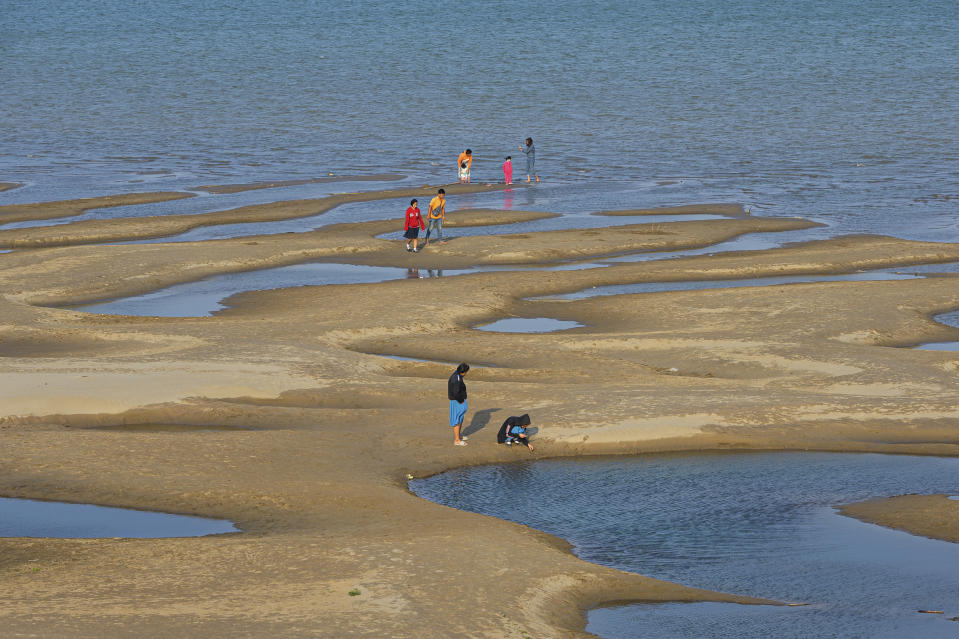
left=412, top=452, right=959, bottom=638
left=3, top=0, right=957, bottom=242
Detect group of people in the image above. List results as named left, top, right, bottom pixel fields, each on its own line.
left=401, top=138, right=539, bottom=252
left=402, top=188, right=446, bottom=252
left=457, top=139, right=539, bottom=186
left=448, top=363, right=534, bottom=451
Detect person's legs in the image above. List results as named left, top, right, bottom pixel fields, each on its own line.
left=434, top=218, right=444, bottom=242
left=450, top=400, right=468, bottom=445
left=425, top=219, right=435, bottom=245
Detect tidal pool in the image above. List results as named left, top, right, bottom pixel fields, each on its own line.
left=474, top=317, right=583, bottom=333
left=410, top=452, right=959, bottom=639
left=915, top=310, right=959, bottom=351
left=0, top=497, right=238, bottom=538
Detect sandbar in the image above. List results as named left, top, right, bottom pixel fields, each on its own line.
left=194, top=173, right=406, bottom=194
left=0, top=184, right=958, bottom=637
left=838, top=494, right=959, bottom=543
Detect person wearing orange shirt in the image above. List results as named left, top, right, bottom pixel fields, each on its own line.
left=424, top=188, right=446, bottom=246
left=456, top=149, right=472, bottom=182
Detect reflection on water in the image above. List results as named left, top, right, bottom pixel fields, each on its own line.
left=0, top=497, right=238, bottom=538
left=412, top=452, right=959, bottom=638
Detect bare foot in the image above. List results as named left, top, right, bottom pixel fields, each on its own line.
left=536, top=176, right=540, bottom=182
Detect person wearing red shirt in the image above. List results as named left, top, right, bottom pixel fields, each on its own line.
left=403, top=198, right=426, bottom=253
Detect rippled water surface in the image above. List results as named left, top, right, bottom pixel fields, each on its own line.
left=411, top=452, right=959, bottom=638
left=3, top=0, right=957, bottom=242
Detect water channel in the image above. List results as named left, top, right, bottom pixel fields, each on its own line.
left=411, top=452, right=959, bottom=638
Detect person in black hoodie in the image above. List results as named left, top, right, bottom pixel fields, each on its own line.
left=497, top=414, right=534, bottom=451
left=448, top=363, right=469, bottom=446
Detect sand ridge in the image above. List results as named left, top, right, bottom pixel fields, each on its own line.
left=839, top=495, right=959, bottom=543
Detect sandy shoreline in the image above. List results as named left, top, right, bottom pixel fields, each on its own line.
left=0, top=184, right=958, bottom=637
left=838, top=494, right=959, bottom=543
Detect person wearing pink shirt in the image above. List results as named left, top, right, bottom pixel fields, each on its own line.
left=503, top=156, right=513, bottom=184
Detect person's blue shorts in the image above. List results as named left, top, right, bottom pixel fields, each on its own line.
left=449, top=400, right=468, bottom=426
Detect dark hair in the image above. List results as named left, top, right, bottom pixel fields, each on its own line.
left=438, top=188, right=445, bottom=194
left=456, top=362, right=470, bottom=374
left=465, top=149, right=472, bottom=154
left=506, top=155, right=511, bottom=160
left=525, top=137, right=533, bottom=146
left=518, top=414, right=531, bottom=426
left=410, top=198, right=417, bottom=206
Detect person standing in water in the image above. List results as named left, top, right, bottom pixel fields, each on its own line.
left=448, top=363, right=470, bottom=446
left=503, top=156, right=513, bottom=184
left=424, top=188, right=446, bottom=246
left=519, top=137, right=538, bottom=183
left=457, top=149, right=473, bottom=180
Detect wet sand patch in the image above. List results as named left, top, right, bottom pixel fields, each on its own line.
left=193, top=173, right=406, bottom=194
left=594, top=203, right=746, bottom=217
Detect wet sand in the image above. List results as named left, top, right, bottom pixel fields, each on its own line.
left=193, top=173, right=406, bottom=194
left=594, top=203, right=747, bottom=217
left=839, top=495, right=959, bottom=543
left=0, top=182, right=22, bottom=193
left=0, top=185, right=958, bottom=637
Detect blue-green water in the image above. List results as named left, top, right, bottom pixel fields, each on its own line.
left=2, top=0, right=957, bottom=241
left=411, top=452, right=959, bottom=638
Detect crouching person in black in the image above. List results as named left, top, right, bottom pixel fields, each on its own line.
left=497, top=414, right=534, bottom=452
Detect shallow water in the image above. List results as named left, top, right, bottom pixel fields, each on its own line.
left=0, top=497, right=237, bottom=538
left=411, top=452, right=959, bottom=638
left=542, top=270, right=927, bottom=300
left=4, top=1, right=957, bottom=244
left=75, top=262, right=472, bottom=316
left=475, top=317, right=583, bottom=333
left=914, top=310, right=959, bottom=351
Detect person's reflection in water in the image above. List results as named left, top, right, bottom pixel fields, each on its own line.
left=406, top=268, right=420, bottom=279
left=502, top=189, right=514, bottom=210
left=523, top=186, right=536, bottom=207
left=427, top=269, right=444, bottom=278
